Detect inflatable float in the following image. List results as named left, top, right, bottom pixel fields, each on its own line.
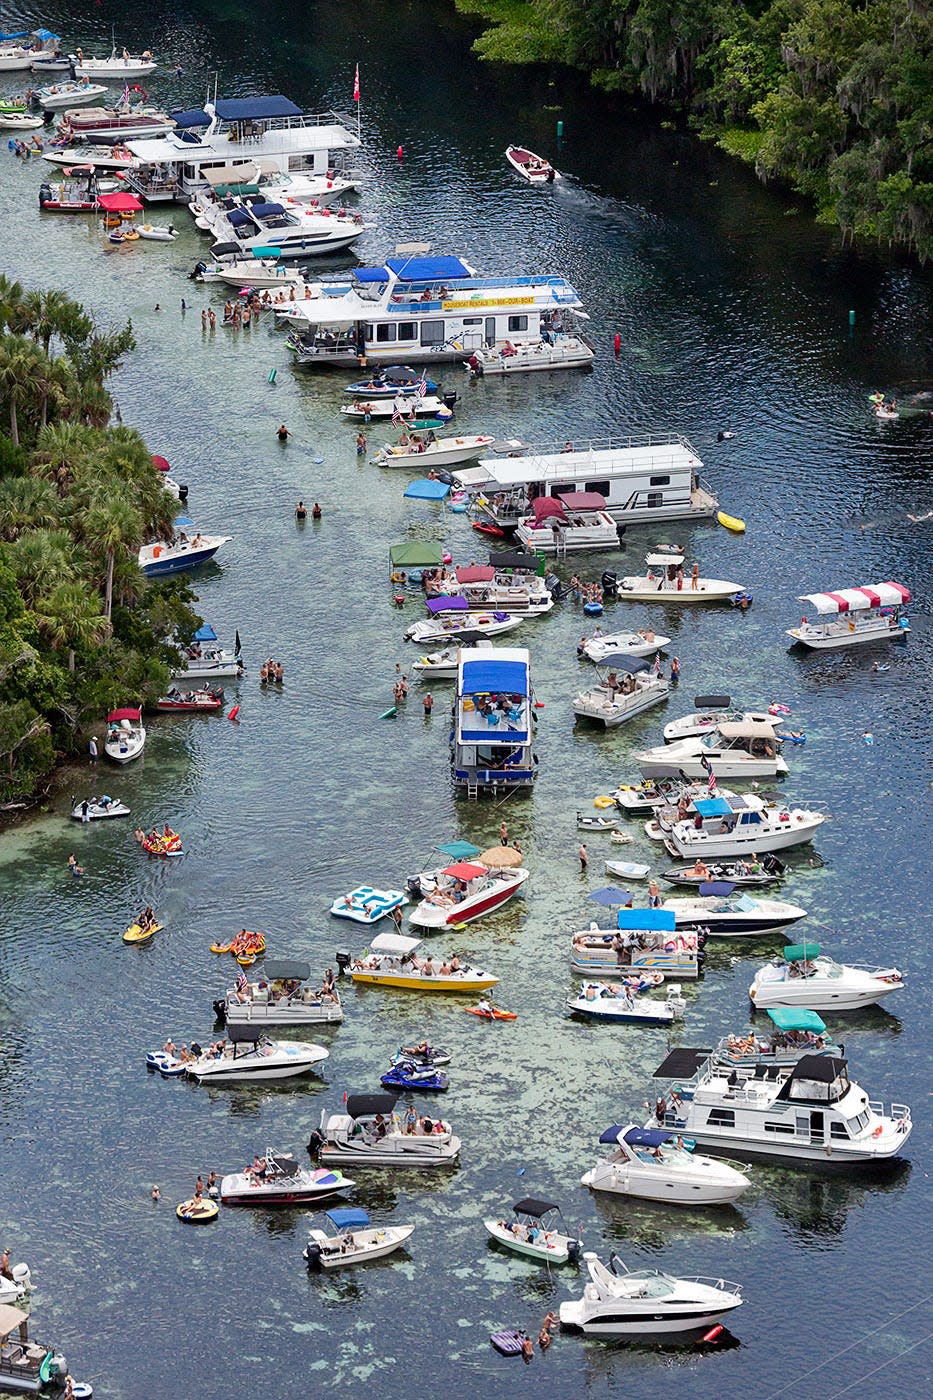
left=176, top=1198, right=218, bottom=1223
left=490, top=1330, right=526, bottom=1357
left=717, top=510, right=746, bottom=534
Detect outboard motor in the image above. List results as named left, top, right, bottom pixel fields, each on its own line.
left=442, top=391, right=458, bottom=410
left=176, top=482, right=189, bottom=502
left=335, top=949, right=351, bottom=977
left=566, top=1238, right=581, bottom=1264
left=190, top=261, right=207, bottom=280
left=304, top=1241, right=323, bottom=1269
left=601, top=569, right=618, bottom=600
left=306, top=1129, right=325, bottom=1159
left=190, top=1041, right=203, bottom=1058
left=615, top=521, right=627, bottom=543
left=545, top=571, right=562, bottom=600
left=212, top=998, right=227, bottom=1023
left=406, top=875, right=422, bottom=897
left=10, top=1263, right=31, bottom=1292
left=38, top=183, right=52, bottom=209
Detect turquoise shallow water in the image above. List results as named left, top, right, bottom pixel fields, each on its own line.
left=1, top=2, right=932, bottom=1397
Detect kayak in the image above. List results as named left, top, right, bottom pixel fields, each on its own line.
left=123, top=921, right=164, bottom=944
left=717, top=510, right=746, bottom=533
left=466, top=1006, right=517, bottom=1021
left=176, top=1198, right=218, bottom=1223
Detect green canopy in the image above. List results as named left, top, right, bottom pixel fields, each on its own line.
left=389, top=542, right=444, bottom=567
left=784, top=943, right=821, bottom=961
left=767, top=1007, right=826, bottom=1033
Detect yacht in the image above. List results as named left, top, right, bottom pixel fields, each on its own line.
left=310, top=1092, right=461, bottom=1167
left=515, top=492, right=622, bottom=553
left=560, top=1252, right=743, bottom=1336
left=207, top=200, right=366, bottom=259
left=581, top=1124, right=750, bottom=1205
left=660, top=888, right=807, bottom=937
left=187, top=1026, right=329, bottom=1083
left=646, top=792, right=827, bottom=859
left=214, top=958, right=344, bottom=1027
left=194, top=161, right=358, bottom=208
left=451, top=647, right=537, bottom=793
left=220, top=1150, right=352, bottom=1206
left=574, top=661, right=669, bottom=728
left=650, top=1046, right=912, bottom=1164
left=749, top=942, right=905, bottom=1011
left=633, top=721, right=788, bottom=780
left=788, top=581, right=910, bottom=649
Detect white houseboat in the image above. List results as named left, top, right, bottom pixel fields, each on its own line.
left=787, top=581, right=910, bottom=649
left=452, top=648, right=537, bottom=794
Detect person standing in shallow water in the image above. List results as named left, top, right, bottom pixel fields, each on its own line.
left=295, top=501, right=307, bottom=521
left=277, top=423, right=290, bottom=442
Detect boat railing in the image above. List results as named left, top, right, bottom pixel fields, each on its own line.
left=868, top=1100, right=911, bottom=1122
left=681, top=1275, right=743, bottom=1294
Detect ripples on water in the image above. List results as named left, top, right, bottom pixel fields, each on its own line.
left=0, top=2, right=932, bottom=1397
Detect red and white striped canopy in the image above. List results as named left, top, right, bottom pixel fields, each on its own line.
left=799, top=582, right=910, bottom=615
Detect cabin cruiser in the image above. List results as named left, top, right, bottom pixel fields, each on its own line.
left=408, top=859, right=528, bottom=928
left=633, top=721, right=788, bottom=780
left=581, top=629, right=671, bottom=661
left=662, top=704, right=776, bottom=743
left=186, top=1025, right=329, bottom=1082
left=451, top=647, right=537, bottom=793
left=567, top=981, right=686, bottom=1025
left=484, top=1198, right=582, bottom=1264
left=310, top=1092, right=461, bottom=1167
left=411, top=635, right=496, bottom=681
left=304, top=1208, right=414, bottom=1267
left=749, top=942, right=905, bottom=1012
left=619, top=550, right=744, bottom=603
left=104, top=707, right=145, bottom=764
left=661, top=854, right=786, bottom=887
left=139, top=531, right=231, bottom=577
left=560, top=1252, right=743, bottom=1336
left=171, top=624, right=244, bottom=682
left=581, top=1125, right=750, bottom=1205
left=570, top=910, right=703, bottom=980
left=71, top=50, right=158, bottom=79
left=36, top=81, right=108, bottom=111
left=516, top=492, right=622, bottom=553
left=427, top=564, right=555, bottom=615
left=215, top=958, right=344, bottom=1026
left=189, top=163, right=359, bottom=218
left=375, top=433, right=495, bottom=469
left=646, top=792, right=827, bottom=859
left=788, top=581, right=910, bottom=649
left=650, top=1046, right=912, bottom=1164
left=454, top=434, right=718, bottom=529
left=70, top=795, right=130, bottom=821
left=221, top=1150, right=352, bottom=1205
left=0, top=1303, right=71, bottom=1395
left=466, top=333, right=594, bottom=374
left=405, top=611, right=523, bottom=645
left=58, top=103, right=174, bottom=142
left=208, top=201, right=366, bottom=259
left=661, top=885, right=807, bottom=937
left=574, top=658, right=669, bottom=728
left=348, top=932, right=498, bottom=993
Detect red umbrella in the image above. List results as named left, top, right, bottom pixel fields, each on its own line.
left=97, top=191, right=143, bottom=213
left=151, top=454, right=171, bottom=473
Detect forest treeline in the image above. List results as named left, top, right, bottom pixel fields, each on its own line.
left=456, top=0, right=933, bottom=260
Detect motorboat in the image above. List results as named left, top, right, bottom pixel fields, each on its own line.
left=37, top=81, right=108, bottom=111
left=171, top=624, right=244, bottom=682
left=577, top=811, right=623, bottom=833
left=660, top=855, right=786, bottom=887
left=646, top=792, right=828, bottom=859
left=559, top=1252, right=743, bottom=1336
left=582, top=1125, right=750, bottom=1206
left=349, top=931, right=498, bottom=993
left=304, top=1208, right=414, bottom=1267
left=221, top=1150, right=352, bottom=1206
left=605, top=859, right=650, bottom=881
left=104, top=707, right=145, bottom=764
left=0, top=1263, right=32, bottom=1307
left=138, top=532, right=232, bottom=576
left=408, top=859, right=528, bottom=929
left=516, top=493, right=622, bottom=553
left=581, top=630, right=671, bottom=662
left=137, top=223, right=177, bottom=242
left=154, top=687, right=224, bottom=713
left=216, top=254, right=306, bottom=289
left=428, top=563, right=555, bottom=616
left=787, top=581, right=910, bottom=649
left=612, top=777, right=710, bottom=814
left=505, top=144, right=558, bottom=182
left=650, top=1045, right=912, bottom=1164
left=339, top=394, right=453, bottom=422
left=38, top=170, right=112, bottom=212
left=749, top=942, right=905, bottom=1012
left=619, top=551, right=744, bottom=603
left=187, top=1025, right=329, bottom=1083
left=42, top=142, right=137, bottom=171
left=381, top=1058, right=449, bottom=1092
left=58, top=104, right=174, bottom=142
left=567, top=981, right=686, bottom=1025
left=345, top=367, right=440, bottom=397
left=405, top=611, right=524, bottom=645
left=0, top=46, right=36, bottom=72
left=330, top=886, right=408, bottom=924
left=573, top=660, right=669, bottom=728
left=209, top=202, right=365, bottom=259
left=215, top=958, right=344, bottom=1026
left=0, top=1304, right=71, bottom=1395
left=451, top=647, right=538, bottom=793
left=661, top=885, right=807, bottom=937
left=375, top=434, right=495, bottom=469
left=411, top=636, right=496, bottom=681
left=70, top=795, right=130, bottom=821
left=484, top=1198, right=581, bottom=1264
left=662, top=702, right=774, bottom=743
left=633, top=721, right=788, bottom=780
left=70, top=51, right=158, bottom=80
left=0, top=112, right=43, bottom=130
left=570, top=911, right=703, bottom=981
left=466, top=335, right=594, bottom=374
left=310, top=1092, right=461, bottom=1167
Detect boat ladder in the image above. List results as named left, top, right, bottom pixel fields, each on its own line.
left=466, top=776, right=479, bottom=799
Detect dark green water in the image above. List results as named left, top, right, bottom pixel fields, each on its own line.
left=1, top=2, right=932, bottom=1397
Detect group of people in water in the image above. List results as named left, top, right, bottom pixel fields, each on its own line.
left=259, top=658, right=285, bottom=685
left=134, top=823, right=181, bottom=853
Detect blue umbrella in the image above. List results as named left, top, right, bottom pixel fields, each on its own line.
left=588, top=886, right=632, bottom=907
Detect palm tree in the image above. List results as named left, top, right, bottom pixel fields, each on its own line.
left=0, top=274, right=25, bottom=332
left=9, top=528, right=76, bottom=606
left=0, top=477, right=59, bottom=541
left=0, top=335, right=40, bottom=446
left=32, top=420, right=95, bottom=497
left=81, top=497, right=143, bottom=620
left=36, top=580, right=109, bottom=673
left=17, top=288, right=81, bottom=356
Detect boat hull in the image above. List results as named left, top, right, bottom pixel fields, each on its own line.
left=618, top=578, right=744, bottom=603
left=787, top=619, right=907, bottom=649
left=410, top=872, right=527, bottom=929
left=658, top=818, right=825, bottom=859
left=581, top=1163, right=748, bottom=1206
left=559, top=1299, right=741, bottom=1336
left=350, top=970, right=498, bottom=993
left=222, top=1002, right=344, bottom=1026
left=140, top=544, right=223, bottom=576
left=305, top=1225, right=414, bottom=1266
left=748, top=981, right=903, bottom=1012
left=317, top=1140, right=460, bottom=1167
left=190, top=1060, right=322, bottom=1082
left=483, top=1221, right=575, bottom=1264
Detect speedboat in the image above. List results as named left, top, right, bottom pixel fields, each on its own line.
left=650, top=1045, right=912, bottom=1164
left=216, top=256, right=305, bottom=289
left=221, top=1150, right=352, bottom=1205
left=42, top=142, right=136, bottom=171
left=749, top=941, right=905, bottom=1012
left=619, top=550, right=744, bottom=603
left=375, top=434, right=495, bottom=469
left=661, top=885, right=807, bottom=937
left=646, top=792, right=828, bottom=859
left=581, top=630, right=671, bottom=661
left=155, top=687, right=224, bottom=713
left=662, top=704, right=775, bottom=743
left=330, top=886, right=408, bottom=924
left=633, top=721, right=788, bottom=780
left=604, top=859, right=650, bottom=881
left=104, top=707, right=145, bottom=764
left=0, top=46, right=36, bottom=72
left=215, top=958, right=344, bottom=1026
left=349, top=931, right=498, bottom=993
left=411, top=636, right=496, bottom=681
left=187, top=1026, right=329, bottom=1083
left=567, top=981, right=686, bottom=1025
left=70, top=51, right=158, bottom=80
left=381, top=1058, right=449, bottom=1092
left=210, top=203, right=366, bottom=259
left=560, top=1252, right=743, bottom=1336
left=484, top=1198, right=581, bottom=1264
left=304, top=1208, right=414, bottom=1267
left=345, top=367, right=440, bottom=397
left=582, top=1125, right=750, bottom=1206
left=310, top=1092, right=461, bottom=1167
left=0, top=1262, right=32, bottom=1306
left=339, top=394, right=453, bottom=422
left=171, top=625, right=244, bottom=682
left=570, top=913, right=703, bottom=981
left=408, top=859, right=528, bottom=929
left=0, top=1304, right=71, bottom=1395
left=516, top=493, right=622, bottom=553
left=37, top=81, right=108, bottom=110
left=70, top=796, right=130, bottom=821
left=505, top=145, right=558, bottom=183
left=0, top=112, right=44, bottom=130
left=788, top=581, right=910, bottom=649
left=405, top=611, right=523, bottom=644
left=612, top=777, right=710, bottom=814
left=139, top=532, right=231, bottom=577
left=660, top=855, right=786, bottom=887
left=573, top=663, right=669, bottom=728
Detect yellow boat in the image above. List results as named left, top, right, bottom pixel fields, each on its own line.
left=717, top=510, right=746, bottom=534
left=123, top=921, right=164, bottom=944
left=350, top=932, right=498, bottom=993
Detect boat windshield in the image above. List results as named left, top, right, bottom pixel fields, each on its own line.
left=623, top=1270, right=677, bottom=1297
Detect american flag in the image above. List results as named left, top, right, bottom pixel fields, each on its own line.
left=121, top=83, right=130, bottom=106
left=353, top=64, right=360, bottom=102
left=416, top=376, right=428, bottom=397
left=707, top=770, right=718, bottom=793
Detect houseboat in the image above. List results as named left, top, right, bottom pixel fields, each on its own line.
left=452, top=647, right=537, bottom=794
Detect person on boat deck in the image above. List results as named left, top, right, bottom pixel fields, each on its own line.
left=421, top=956, right=435, bottom=976
left=690, top=858, right=710, bottom=878
left=404, top=1103, right=418, bottom=1135
left=372, top=1113, right=388, bottom=1140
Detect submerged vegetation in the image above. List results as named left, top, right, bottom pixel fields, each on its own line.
left=0, top=277, right=199, bottom=803
left=455, top=0, right=933, bottom=260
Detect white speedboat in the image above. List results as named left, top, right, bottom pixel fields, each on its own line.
left=405, top=611, right=524, bottom=644
left=171, top=625, right=244, bottom=682
left=505, top=144, right=558, bottom=183
left=0, top=1262, right=32, bottom=1306
left=220, top=1150, right=352, bottom=1205
left=661, top=889, right=807, bottom=937
left=619, top=551, right=744, bottom=603
left=215, top=958, right=344, bottom=1026
left=560, top=1252, right=743, bottom=1336
left=581, top=630, right=671, bottom=661
left=37, top=81, right=108, bottom=110
left=567, top=981, right=686, bottom=1025
left=187, top=1027, right=329, bottom=1083
left=216, top=257, right=305, bottom=289
left=210, top=202, right=365, bottom=259
left=104, top=707, right=145, bottom=764
left=311, top=1093, right=461, bottom=1167
left=651, top=1046, right=912, bottom=1164
left=0, top=112, right=44, bottom=130
left=604, top=859, right=650, bottom=881
left=411, top=636, right=496, bottom=681
left=483, top=1198, right=582, bottom=1264
left=646, top=792, right=827, bottom=859
left=662, top=705, right=773, bottom=743
left=634, top=721, right=788, bottom=780
left=467, top=335, right=594, bottom=374
left=375, top=433, right=495, bottom=469
left=70, top=796, right=130, bottom=821
left=574, top=666, right=669, bottom=729
left=408, top=860, right=528, bottom=929
left=304, top=1207, right=414, bottom=1267
left=139, top=532, right=231, bottom=577
left=339, top=394, right=453, bottom=422
left=661, top=854, right=787, bottom=887
left=582, top=1125, right=750, bottom=1206
left=0, top=46, right=35, bottom=71
left=330, top=886, right=408, bottom=924
left=70, top=52, right=158, bottom=80
left=42, top=142, right=136, bottom=171
left=349, top=932, right=499, bottom=993
left=788, top=581, right=910, bottom=649
left=749, top=941, right=905, bottom=1011
left=516, top=493, right=622, bottom=553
